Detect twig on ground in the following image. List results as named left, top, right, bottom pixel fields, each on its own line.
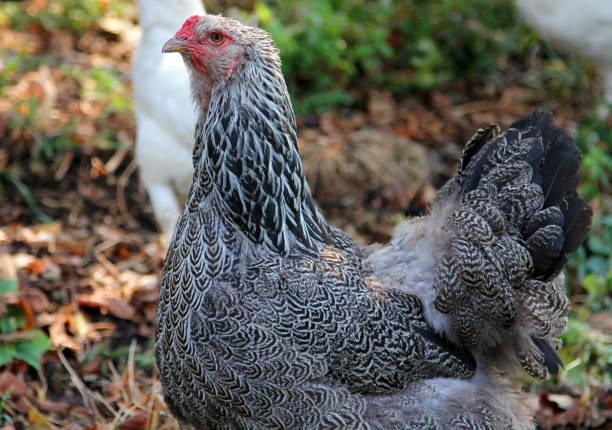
left=117, top=158, right=139, bottom=229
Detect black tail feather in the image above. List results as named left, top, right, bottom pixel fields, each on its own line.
left=531, top=335, right=564, bottom=376
left=459, top=124, right=501, bottom=176
left=562, top=196, right=593, bottom=255
left=543, top=197, right=592, bottom=279
left=516, top=112, right=591, bottom=279
left=510, top=111, right=581, bottom=207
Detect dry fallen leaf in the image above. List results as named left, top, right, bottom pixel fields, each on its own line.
left=116, top=411, right=148, bottom=430
left=33, top=398, right=73, bottom=415
left=76, top=291, right=135, bottom=320
left=0, top=372, right=29, bottom=397
left=15, top=222, right=61, bottom=251
left=28, top=407, right=55, bottom=427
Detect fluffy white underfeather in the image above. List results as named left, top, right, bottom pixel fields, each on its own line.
left=364, top=370, right=536, bottom=429
left=367, top=192, right=459, bottom=340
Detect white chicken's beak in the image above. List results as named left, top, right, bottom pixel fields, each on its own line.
left=162, top=37, right=189, bottom=54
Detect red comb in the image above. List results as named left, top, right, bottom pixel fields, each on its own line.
left=176, top=15, right=202, bottom=39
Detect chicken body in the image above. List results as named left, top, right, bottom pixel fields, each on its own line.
left=155, top=15, right=591, bottom=429
left=132, top=0, right=204, bottom=239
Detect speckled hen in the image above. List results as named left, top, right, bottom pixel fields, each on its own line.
left=155, top=14, right=591, bottom=429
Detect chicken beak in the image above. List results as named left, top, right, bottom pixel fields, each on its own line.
left=162, top=37, right=189, bottom=54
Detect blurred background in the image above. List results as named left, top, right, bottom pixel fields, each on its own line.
left=0, top=0, right=611, bottom=428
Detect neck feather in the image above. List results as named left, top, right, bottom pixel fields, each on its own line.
left=192, top=49, right=329, bottom=255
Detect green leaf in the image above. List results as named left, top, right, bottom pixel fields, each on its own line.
left=0, top=344, right=15, bottom=367
left=0, top=307, right=25, bottom=334
left=588, top=235, right=612, bottom=256
left=582, top=273, right=602, bottom=295
left=0, top=279, right=17, bottom=294
left=13, top=330, right=51, bottom=370
left=585, top=257, right=610, bottom=277
left=0, top=171, right=52, bottom=224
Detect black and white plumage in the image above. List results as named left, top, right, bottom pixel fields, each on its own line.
left=155, top=15, right=592, bottom=429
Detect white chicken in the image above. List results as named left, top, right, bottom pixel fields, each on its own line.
left=516, top=0, right=612, bottom=103
left=132, top=0, right=205, bottom=240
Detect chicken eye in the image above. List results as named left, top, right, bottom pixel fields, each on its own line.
left=210, top=33, right=224, bottom=43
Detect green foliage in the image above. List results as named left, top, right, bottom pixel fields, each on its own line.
left=256, top=0, right=394, bottom=113
left=257, top=0, right=540, bottom=113
left=568, top=106, right=612, bottom=297
left=559, top=104, right=612, bottom=390
left=581, top=272, right=612, bottom=311
left=0, top=280, right=52, bottom=371
left=61, top=64, right=132, bottom=119
left=106, top=339, right=156, bottom=369
left=390, top=0, right=534, bottom=91
left=0, top=1, right=132, bottom=164
left=571, top=214, right=612, bottom=282
left=0, top=389, right=12, bottom=426
left=426, top=385, right=436, bottom=429
left=1, top=60, right=130, bottom=166
left=0, top=279, right=18, bottom=295
left=0, top=53, right=79, bottom=164
left=1, top=0, right=104, bottom=35
left=6, top=95, right=80, bottom=164
left=535, top=56, right=593, bottom=98
left=0, top=169, right=53, bottom=224
left=575, top=107, right=612, bottom=201
left=560, top=312, right=612, bottom=387
left=0, top=52, right=30, bottom=91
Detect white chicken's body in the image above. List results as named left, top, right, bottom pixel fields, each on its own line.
left=132, top=0, right=205, bottom=238
left=516, top=0, right=612, bottom=102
